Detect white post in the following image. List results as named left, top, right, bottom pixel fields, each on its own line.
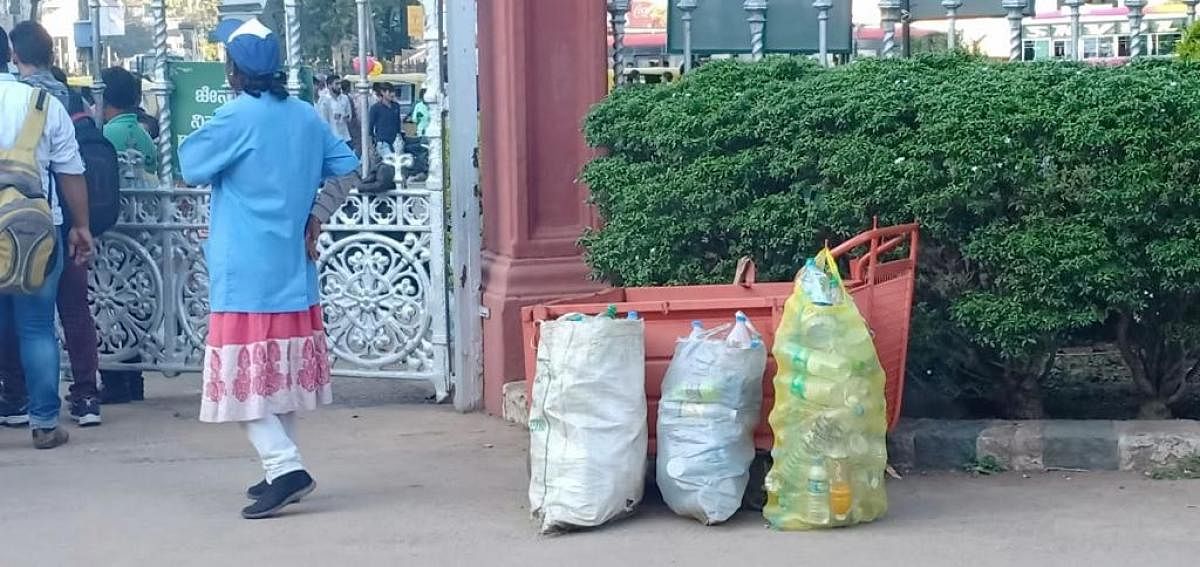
left=89, top=0, right=105, bottom=127
left=1002, top=0, right=1026, bottom=63
left=1066, top=0, right=1083, bottom=61
left=421, top=0, right=451, bottom=403
left=815, top=0, right=832, bottom=67
left=678, top=0, right=697, bottom=72
left=355, top=0, right=370, bottom=176
left=744, top=0, right=768, bottom=61
left=943, top=0, right=962, bottom=51
left=284, top=0, right=302, bottom=97
left=152, top=0, right=172, bottom=184
left=609, top=0, right=630, bottom=84
left=1126, top=0, right=1146, bottom=58
left=1187, top=0, right=1198, bottom=26
left=879, top=0, right=901, bottom=58
left=447, top=0, right=482, bottom=411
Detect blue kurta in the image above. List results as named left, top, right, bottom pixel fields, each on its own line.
left=179, top=94, right=359, bottom=313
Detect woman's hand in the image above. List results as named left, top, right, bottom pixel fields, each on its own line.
left=305, top=215, right=321, bottom=261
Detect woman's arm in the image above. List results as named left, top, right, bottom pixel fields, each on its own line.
left=179, top=105, right=249, bottom=186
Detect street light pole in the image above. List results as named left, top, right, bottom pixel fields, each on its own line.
left=89, top=0, right=106, bottom=127
left=942, top=0, right=962, bottom=51
left=1186, top=0, right=1198, bottom=26
left=744, top=0, right=768, bottom=61
left=355, top=0, right=370, bottom=176
left=151, top=0, right=172, bottom=184
left=678, top=0, right=697, bottom=72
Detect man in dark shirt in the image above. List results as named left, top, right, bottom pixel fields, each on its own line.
left=368, top=81, right=403, bottom=152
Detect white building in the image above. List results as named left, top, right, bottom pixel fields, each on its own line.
left=854, top=0, right=1189, bottom=60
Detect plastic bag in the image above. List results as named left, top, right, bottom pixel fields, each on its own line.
left=657, top=313, right=767, bottom=525
left=528, top=311, right=647, bottom=534
left=765, top=249, right=889, bottom=530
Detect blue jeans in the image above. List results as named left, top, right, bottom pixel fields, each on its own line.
left=0, top=238, right=64, bottom=429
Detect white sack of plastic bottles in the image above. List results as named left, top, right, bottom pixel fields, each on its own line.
left=528, top=312, right=647, bottom=534
left=657, top=313, right=767, bottom=525
left=765, top=249, right=889, bottom=530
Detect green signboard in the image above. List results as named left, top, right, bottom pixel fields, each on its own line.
left=166, top=61, right=315, bottom=177
left=667, top=0, right=853, bottom=55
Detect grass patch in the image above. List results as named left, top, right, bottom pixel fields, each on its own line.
left=963, top=455, right=1007, bottom=476
left=1148, top=455, right=1200, bottom=480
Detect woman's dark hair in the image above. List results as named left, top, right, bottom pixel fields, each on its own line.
left=226, top=59, right=288, bottom=100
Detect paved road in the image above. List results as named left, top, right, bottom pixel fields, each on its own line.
left=0, top=376, right=1197, bottom=566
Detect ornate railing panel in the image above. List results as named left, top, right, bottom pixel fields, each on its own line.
left=91, top=154, right=450, bottom=399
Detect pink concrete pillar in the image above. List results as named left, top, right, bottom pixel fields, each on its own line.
left=478, top=0, right=609, bottom=415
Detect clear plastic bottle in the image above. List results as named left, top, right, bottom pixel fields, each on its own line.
left=726, top=311, right=753, bottom=348
left=799, top=258, right=833, bottom=306
left=804, top=457, right=831, bottom=526
left=686, top=320, right=704, bottom=341
left=626, top=310, right=639, bottom=320
left=829, top=458, right=853, bottom=523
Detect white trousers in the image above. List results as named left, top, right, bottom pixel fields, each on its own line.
left=241, top=413, right=305, bottom=482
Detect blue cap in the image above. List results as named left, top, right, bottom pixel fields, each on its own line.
left=213, top=17, right=281, bottom=78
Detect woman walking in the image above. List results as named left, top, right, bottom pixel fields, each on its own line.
left=179, top=18, right=359, bottom=519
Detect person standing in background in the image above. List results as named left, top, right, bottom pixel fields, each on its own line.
left=368, top=81, right=402, bottom=152
left=0, top=24, right=95, bottom=446
left=0, top=22, right=103, bottom=429
left=341, top=79, right=362, bottom=155
left=101, top=66, right=159, bottom=176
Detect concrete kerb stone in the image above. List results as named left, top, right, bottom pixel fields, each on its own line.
left=1117, top=420, right=1200, bottom=471
left=502, top=381, right=529, bottom=427
left=502, top=376, right=1200, bottom=473
left=891, top=419, right=1199, bottom=473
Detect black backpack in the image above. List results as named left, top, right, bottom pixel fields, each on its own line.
left=69, top=115, right=121, bottom=236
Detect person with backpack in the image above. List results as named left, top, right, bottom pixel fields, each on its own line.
left=0, top=24, right=95, bottom=449
left=0, top=25, right=109, bottom=428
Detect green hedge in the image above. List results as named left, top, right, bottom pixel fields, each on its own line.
left=581, top=55, right=1200, bottom=418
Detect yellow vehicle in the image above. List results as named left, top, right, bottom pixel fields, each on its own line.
left=623, top=66, right=679, bottom=85
left=367, top=73, right=425, bottom=106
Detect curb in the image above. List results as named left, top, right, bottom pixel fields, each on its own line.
left=502, top=386, right=1200, bottom=473
left=890, top=419, right=1200, bottom=473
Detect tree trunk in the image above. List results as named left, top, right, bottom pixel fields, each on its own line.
left=997, top=355, right=1048, bottom=419
left=1139, top=398, right=1172, bottom=419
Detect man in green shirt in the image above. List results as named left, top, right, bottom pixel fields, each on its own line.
left=100, top=66, right=158, bottom=175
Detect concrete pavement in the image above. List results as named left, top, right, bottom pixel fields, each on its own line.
left=1, top=376, right=1198, bottom=567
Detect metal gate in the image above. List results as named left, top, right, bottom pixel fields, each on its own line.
left=79, top=0, right=475, bottom=406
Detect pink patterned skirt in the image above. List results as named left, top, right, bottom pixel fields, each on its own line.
left=199, top=305, right=333, bottom=423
